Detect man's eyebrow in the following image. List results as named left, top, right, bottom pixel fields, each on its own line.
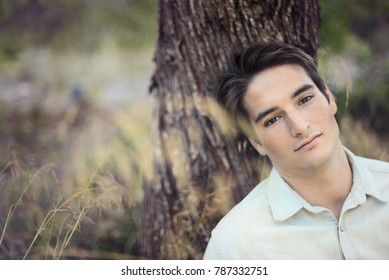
left=292, top=84, right=314, bottom=99
left=254, top=84, right=314, bottom=123
left=254, top=106, right=279, bottom=123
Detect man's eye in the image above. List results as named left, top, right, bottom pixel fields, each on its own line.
left=264, top=116, right=281, bottom=127
left=298, top=95, right=314, bottom=105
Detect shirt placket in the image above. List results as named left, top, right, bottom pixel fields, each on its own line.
left=337, top=195, right=362, bottom=259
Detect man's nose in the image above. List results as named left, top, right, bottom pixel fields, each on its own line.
left=287, top=111, right=310, bottom=137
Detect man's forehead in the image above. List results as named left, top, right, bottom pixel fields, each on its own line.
left=246, top=64, right=311, bottom=99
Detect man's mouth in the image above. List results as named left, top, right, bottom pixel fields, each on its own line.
left=295, top=134, right=322, bottom=152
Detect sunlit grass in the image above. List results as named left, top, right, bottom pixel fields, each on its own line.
left=0, top=35, right=153, bottom=259
left=340, top=115, right=389, bottom=161
left=0, top=0, right=157, bottom=260
left=0, top=99, right=152, bottom=259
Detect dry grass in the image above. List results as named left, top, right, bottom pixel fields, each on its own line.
left=0, top=100, right=152, bottom=259
left=340, top=115, right=389, bottom=161
left=0, top=40, right=153, bottom=259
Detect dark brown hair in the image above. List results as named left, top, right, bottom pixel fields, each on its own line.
left=216, top=42, right=328, bottom=123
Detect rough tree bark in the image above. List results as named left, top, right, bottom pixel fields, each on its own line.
left=140, top=0, right=320, bottom=259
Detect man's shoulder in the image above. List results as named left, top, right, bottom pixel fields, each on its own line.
left=204, top=178, right=273, bottom=260
left=357, top=155, right=389, bottom=174
left=212, top=178, right=271, bottom=232
left=355, top=156, right=389, bottom=191
left=232, top=178, right=268, bottom=209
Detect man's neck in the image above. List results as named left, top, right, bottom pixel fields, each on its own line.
left=279, top=145, right=353, bottom=219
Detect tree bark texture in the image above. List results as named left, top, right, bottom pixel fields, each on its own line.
left=140, top=0, right=320, bottom=259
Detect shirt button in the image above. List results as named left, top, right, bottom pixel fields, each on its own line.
left=339, top=225, right=344, bottom=232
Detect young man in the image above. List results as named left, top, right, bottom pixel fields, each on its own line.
left=203, top=42, right=389, bottom=259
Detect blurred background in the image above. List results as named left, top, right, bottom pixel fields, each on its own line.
left=0, top=0, right=388, bottom=259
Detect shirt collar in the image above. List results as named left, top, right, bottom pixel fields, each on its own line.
left=344, top=147, right=386, bottom=202
left=266, top=147, right=386, bottom=222
left=266, top=169, right=304, bottom=222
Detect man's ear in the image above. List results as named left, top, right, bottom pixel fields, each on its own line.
left=325, top=84, right=337, bottom=115
left=248, top=137, right=267, bottom=156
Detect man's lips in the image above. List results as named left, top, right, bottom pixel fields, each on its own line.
left=295, top=134, right=322, bottom=152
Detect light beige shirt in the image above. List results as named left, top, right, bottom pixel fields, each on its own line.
left=203, top=148, right=389, bottom=259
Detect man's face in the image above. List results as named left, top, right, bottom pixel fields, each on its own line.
left=242, top=64, right=340, bottom=177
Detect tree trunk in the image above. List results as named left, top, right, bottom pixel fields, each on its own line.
left=140, top=0, right=320, bottom=259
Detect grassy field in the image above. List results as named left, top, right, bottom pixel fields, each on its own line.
left=0, top=41, right=154, bottom=259
left=0, top=0, right=157, bottom=259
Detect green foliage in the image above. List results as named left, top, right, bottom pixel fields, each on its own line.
left=0, top=0, right=157, bottom=61
left=349, top=59, right=389, bottom=135
left=319, top=0, right=352, bottom=52
left=320, top=0, right=389, bottom=137
left=320, top=0, right=389, bottom=53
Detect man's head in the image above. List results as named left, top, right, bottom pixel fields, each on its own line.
left=216, top=42, right=329, bottom=124
left=216, top=42, right=341, bottom=175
